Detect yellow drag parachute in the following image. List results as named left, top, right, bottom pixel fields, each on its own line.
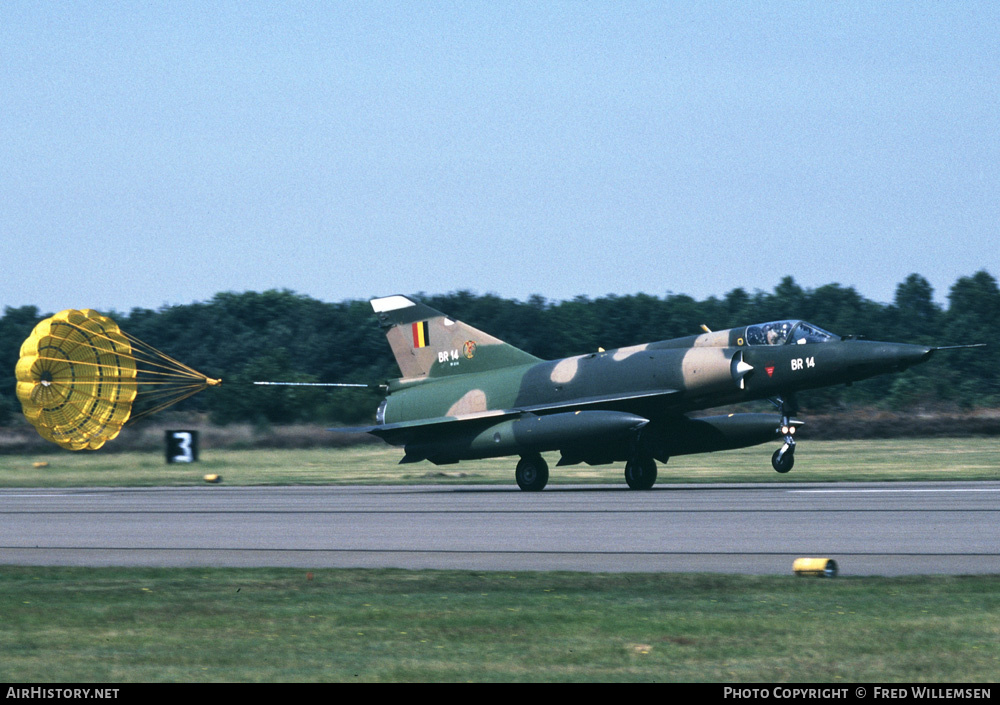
left=15, top=309, right=220, bottom=450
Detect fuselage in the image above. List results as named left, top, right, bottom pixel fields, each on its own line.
left=380, top=325, right=933, bottom=426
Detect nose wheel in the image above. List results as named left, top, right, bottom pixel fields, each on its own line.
left=772, top=444, right=794, bottom=473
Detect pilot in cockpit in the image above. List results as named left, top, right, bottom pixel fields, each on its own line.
left=764, top=322, right=791, bottom=345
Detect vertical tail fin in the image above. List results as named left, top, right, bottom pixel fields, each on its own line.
left=371, top=295, right=541, bottom=380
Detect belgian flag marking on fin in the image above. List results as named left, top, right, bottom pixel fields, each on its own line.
left=412, top=321, right=430, bottom=348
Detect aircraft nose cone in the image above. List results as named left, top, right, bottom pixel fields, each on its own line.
left=906, top=344, right=935, bottom=366
left=874, top=342, right=935, bottom=370
left=836, top=341, right=937, bottom=386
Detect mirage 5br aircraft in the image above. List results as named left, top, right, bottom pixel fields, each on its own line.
left=331, top=295, right=976, bottom=491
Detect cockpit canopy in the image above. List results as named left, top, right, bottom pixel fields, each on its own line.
left=744, top=320, right=839, bottom=346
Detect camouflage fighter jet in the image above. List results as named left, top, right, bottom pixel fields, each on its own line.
left=330, top=295, right=977, bottom=491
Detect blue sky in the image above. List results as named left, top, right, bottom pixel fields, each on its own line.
left=2, top=1, right=997, bottom=314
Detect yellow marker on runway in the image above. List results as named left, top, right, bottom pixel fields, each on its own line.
left=793, top=557, right=838, bottom=577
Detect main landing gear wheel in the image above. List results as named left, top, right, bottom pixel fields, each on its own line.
left=772, top=447, right=794, bottom=473
left=624, top=457, right=657, bottom=490
left=515, top=454, right=549, bottom=491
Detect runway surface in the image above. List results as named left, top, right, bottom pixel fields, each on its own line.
left=2, top=481, right=999, bottom=575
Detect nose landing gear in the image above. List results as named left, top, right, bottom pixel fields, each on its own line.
left=771, top=394, right=798, bottom=474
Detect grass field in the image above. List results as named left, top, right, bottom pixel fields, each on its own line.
left=0, top=437, right=997, bottom=487
left=2, top=567, right=999, bottom=682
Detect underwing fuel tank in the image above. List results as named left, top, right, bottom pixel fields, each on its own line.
left=646, top=413, right=793, bottom=459
left=402, top=410, right=649, bottom=464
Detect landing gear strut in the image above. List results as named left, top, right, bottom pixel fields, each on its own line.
left=515, top=454, right=549, bottom=491
left=771, top=393, right=798, bottom=474
left=623, top=424, right=657, bottom=490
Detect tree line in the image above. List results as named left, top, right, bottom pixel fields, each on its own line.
left=1, top=271, right=997, bottom=428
